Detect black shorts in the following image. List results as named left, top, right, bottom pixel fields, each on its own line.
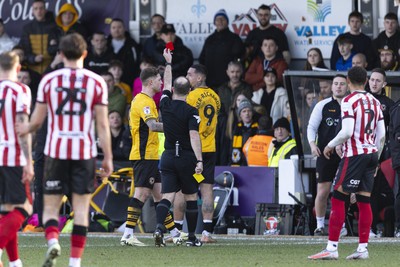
left=43, top=157, right=96, bottom=195
left=159, top=150, right=198, bottom=195
left=316, top=154, right=340, bottom=183
left=0, top=166, right=27, bottom=204
left=202, top=152, right=216, bottom=184
left=132, top=160, right=160, bottom=189
left=333, top=153, right=378, bottom=193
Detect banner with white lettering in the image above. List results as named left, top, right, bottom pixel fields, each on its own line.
left=166, top=0, right=351, bottom=59
left=2, top=0, right=130, bottom=42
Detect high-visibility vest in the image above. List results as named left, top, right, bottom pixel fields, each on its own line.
left=242, top=134, right=273, bottom=166
left=268, top=139, right=296, bottom=167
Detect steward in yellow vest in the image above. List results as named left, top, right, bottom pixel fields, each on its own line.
left=268, top=117, right=297, bottom=167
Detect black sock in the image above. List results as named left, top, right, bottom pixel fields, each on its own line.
left=156, top=199, right=171, bottom=230
left=203, top=222, right=213, bottom=233
left=185, top=201, right=198, bottom=239
left=174, top=221, right=183, bottom=231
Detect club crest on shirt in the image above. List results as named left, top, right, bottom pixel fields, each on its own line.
left=143, top=106, right=151, bottom=115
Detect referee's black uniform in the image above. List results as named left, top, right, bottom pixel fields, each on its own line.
left=159, top=90, right=200, bottom=194
left=154, top=89, right=202, bottom=246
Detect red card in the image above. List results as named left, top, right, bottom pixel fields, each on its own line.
left=166, top=42, right=174, bottom=51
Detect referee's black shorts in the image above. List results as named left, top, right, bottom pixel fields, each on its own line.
left=159, top=150, right=198, bottom=195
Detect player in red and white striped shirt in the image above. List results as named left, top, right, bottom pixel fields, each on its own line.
left=16, top=33, right=113, bottom=267
left=309, top=67, right=386, bottom=260
left=0, top=51, right=33, bottom=267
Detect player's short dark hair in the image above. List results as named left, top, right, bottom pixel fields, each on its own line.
left=348, top=11, right=363, bottom=23
left=347, top=66, right=367, bottom=85
left=190, top=64, right=207, bottom=77
left=140, top=67, right=159, bottom=85
left=173, top=76, right=191, bottom=96
left=258, top=4, right=271, bottom=12
left=371, top=68, right=387, bottom=80
left=384, top=12, right=398, bottom=22
left=59, top=33, right=87, bottom=60
left=0, top=51, right=19, bottom=71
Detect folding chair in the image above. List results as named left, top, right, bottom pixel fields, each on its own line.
left=213, top=171, right=235, bottom=227
left=90, top=167, right=144, bottom=232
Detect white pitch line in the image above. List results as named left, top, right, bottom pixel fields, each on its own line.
left=19, top=233, right=400, bottom=246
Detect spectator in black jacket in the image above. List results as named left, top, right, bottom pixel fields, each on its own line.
left=142, top=14, right=165, bottom=62
left=108, top=18, right=141, bottom=85
left=199, top=9, right=244, bottom=89
left=84, top=31, right=114, bottom=74
left=372, top=12, right=400, bottom=68
left=330, top=11, right=373, bottom=70
left=153, top=24, right=193, bottom=79
left=19, top=0, right=57, bottom=74
left=97, top=111, right=131, bottom=165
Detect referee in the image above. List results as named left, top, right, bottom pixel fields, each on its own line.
left=153, top=49, right=203, bottom=247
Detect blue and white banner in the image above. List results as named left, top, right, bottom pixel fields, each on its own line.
left=166, top=0, right=352, bottom=59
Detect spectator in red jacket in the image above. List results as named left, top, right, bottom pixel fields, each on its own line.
left=244, top=37, right=288, bottom=90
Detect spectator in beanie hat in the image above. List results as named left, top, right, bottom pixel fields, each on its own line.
left=268, top=117, right=297, bottom=167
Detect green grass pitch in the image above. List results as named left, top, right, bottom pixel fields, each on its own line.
left=5, top=233, right=400, bottom=266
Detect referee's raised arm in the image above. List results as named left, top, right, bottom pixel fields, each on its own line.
left=163, top=48, right=172, bottom=92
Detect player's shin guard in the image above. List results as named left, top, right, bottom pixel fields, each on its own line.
left=71, top=225, right=87, bottom=259
left=185, top=201, right=198, bottom=238
left=356, top=195, right=372, bottom=244
left=328, top=191, right=348, bottom=242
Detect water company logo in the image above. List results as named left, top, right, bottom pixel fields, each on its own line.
left=307, top=0, right=331, bottom=22
left=191, top=0, right=206, bottom=19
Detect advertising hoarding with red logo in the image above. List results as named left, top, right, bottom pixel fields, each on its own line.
left=166, top=0, right=352, bottom=59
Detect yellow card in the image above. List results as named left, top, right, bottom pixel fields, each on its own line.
left=193, top=173, right=205, bottom=183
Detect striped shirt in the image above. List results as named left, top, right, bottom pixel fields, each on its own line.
left=0, top=80, right=31, bottom=166
left=341, top=91, right=383, bottom=157
left=37, top=68, right=108, bottom=160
